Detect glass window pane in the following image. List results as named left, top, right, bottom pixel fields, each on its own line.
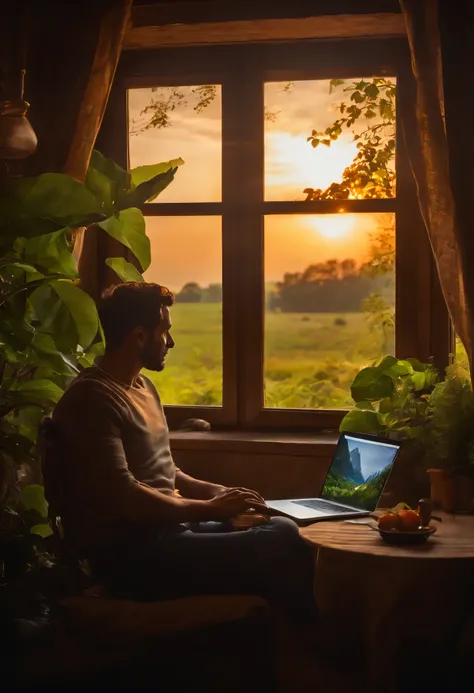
left=143, top=216, right=222, bottom=406
left=264, top=78, right=396, bottom=201
left=128, top=86, right=222, bottom=202
left=455, top=334, right=469, bottom=366
left=264, top=213, right=395, bottom=409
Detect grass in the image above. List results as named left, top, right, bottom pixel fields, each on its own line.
left=145, top=303, right=394, bottom=409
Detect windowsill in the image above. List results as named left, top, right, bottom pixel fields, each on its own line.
left=169, top=429, right=339, bottom=456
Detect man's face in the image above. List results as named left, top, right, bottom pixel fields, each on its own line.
left=139, top=306, right=175, bottom=372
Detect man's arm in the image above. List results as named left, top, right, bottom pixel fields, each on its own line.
left=175, top=469, right=266, bottom=506
left=122, top=483, right=255, bottom=524
left=175, top=469, right=225, bottom=500
left=54, top=385, right=265, bottom=526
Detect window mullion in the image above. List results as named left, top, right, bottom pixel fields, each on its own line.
left=222, top=54, right=264, bottom=427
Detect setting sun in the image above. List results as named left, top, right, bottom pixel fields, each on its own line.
left=309, top=214, right=355, bottom=240
left=265, top=132, right=358, bottom=200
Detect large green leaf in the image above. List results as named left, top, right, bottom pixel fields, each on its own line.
left=0, top=317, right=35, bottom=353
left=31, top=333, right=79, bottom=376
left=385, top=360, right=414, bottom=378
left=89, top=150, right=129, bottom=194
left=351, top=367, right=393, bottom=402
left=0, top=261, right=40, bottom=276
left=339, top=409, right=383, bottom=435
left=16, top=378, right=64, bottom=405
left=78, top=339, right=105, bottom=368
left=16, top=174, right=102, bottom=227
left=376, top=355, right=398, bottom=370
left=0, top=422, right=35, bottom=461
left=378, top=397, right=393, bottom=414
left=85, top=167, right=114, bottom=215
left=8, top=405, right=46, bottom=443
left=355, top=400, right=375, bottom=411
left=50, top=280, right=98, bottom=349
left=98, top=208, right=150, bottom=271
left=0, top=196, right=65, bottom=243
left=119, top=167, right=179, bottom=207
left=18, top=484, right=48, bottom=518
left=30, top=523, right=53, bottom=538
left=24, top=229, right=77, bottom=277
left=105, top=257, right=144, bottom=283
left=411, top=371, right=426, bottom=391
left=31, top=280, right=99, bottom=351
left=130, top=158, right=184, bottom=187
left=406, top=358, right=428, bottom=372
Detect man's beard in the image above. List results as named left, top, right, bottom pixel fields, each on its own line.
left=140, top=345, right=166, bottom=372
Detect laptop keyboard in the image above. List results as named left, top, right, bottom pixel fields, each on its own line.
left=292, top=499, right=355, bottom=514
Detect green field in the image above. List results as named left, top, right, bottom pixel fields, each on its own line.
left=145, top=303, right=393, bottom=409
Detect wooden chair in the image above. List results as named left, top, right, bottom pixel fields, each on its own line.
left=36, top=417, right=276, bottom=691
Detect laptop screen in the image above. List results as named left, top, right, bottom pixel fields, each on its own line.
left=321, top=433, right=400, bottom=511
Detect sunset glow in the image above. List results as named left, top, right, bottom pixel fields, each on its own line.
left=309, top=214, right=355, bottom=240
left=128, top=79, right=388, bottom=287
left=265, top=132, right=358, bottom=201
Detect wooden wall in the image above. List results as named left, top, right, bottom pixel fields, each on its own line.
left=170, top=432, right=337, bottom=499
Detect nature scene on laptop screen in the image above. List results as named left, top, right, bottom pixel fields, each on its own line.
left=321, top=436, right=398, bottom=511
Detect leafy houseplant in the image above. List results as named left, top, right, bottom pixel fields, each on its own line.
left=339, top=355, right=440, bottom=505
left=0, top=150, right=183, bottom=559
left=423, top=362, right=474, bottom=512
left=339, top=355, right=439, bottom=439
left=341, top=356, right=474, bottom=512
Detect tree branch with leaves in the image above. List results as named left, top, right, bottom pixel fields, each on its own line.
left=304, top=78, right=396, bottom=201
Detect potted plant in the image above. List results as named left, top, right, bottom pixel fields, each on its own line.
left=423, top=362, right=474, bottom=513
left=0, top=150, right=183, bottom=572
left=339, top=355, right=439, bottom=506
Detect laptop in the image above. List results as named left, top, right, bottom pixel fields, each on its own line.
left=266, top=432, right=401, bottom=524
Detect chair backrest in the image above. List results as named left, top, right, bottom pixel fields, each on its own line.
left=38, top=417, right=67, bottom=543
left=38, top=418, right=92, bottom=588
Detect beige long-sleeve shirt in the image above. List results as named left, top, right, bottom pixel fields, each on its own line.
left=52, top=367, right=177, bottom=551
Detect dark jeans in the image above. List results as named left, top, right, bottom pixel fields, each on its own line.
left=89, top=517, right=316, bottom=622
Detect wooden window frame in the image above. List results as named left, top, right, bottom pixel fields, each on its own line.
left=98, top=38, right=450, bottom=431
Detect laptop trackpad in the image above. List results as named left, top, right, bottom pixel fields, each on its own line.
left=292, top=499, right=354, bottom=514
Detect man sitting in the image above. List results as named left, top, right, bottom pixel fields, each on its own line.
left=53, top=282, right=316, bottom=623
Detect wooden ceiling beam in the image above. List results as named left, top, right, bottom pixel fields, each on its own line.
left=124, top=13, right=406, bottom=50
left=131, top=1, right=402, bottom=27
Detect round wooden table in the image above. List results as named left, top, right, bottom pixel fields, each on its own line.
left=300, top=513, right=474, bottom=692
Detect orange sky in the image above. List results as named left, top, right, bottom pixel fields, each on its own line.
left=128, top=80, right=394, bottom=293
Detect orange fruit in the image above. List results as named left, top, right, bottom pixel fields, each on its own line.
left=378, top=512, right=400, bottom=531
left=398, top=509, right=421, bottom=531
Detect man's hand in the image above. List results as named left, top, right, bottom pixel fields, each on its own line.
left=207, top=488, right=268, bottom=520
left=223, top=487, right=266, bottom=507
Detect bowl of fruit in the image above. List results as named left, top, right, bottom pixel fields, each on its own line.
left=377, top=503, right=438, bottom=545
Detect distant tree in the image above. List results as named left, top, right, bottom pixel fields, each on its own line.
left=176, top=282, right=203, bottom=303
left=269, top=258, right=386, bottom=313
left=203, top=283, right=223, bottom=303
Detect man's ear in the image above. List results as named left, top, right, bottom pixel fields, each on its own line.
left=131, top=325, right=147, bottom=346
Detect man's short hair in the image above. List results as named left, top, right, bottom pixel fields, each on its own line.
left=98, top=282, right=174, bottom=349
